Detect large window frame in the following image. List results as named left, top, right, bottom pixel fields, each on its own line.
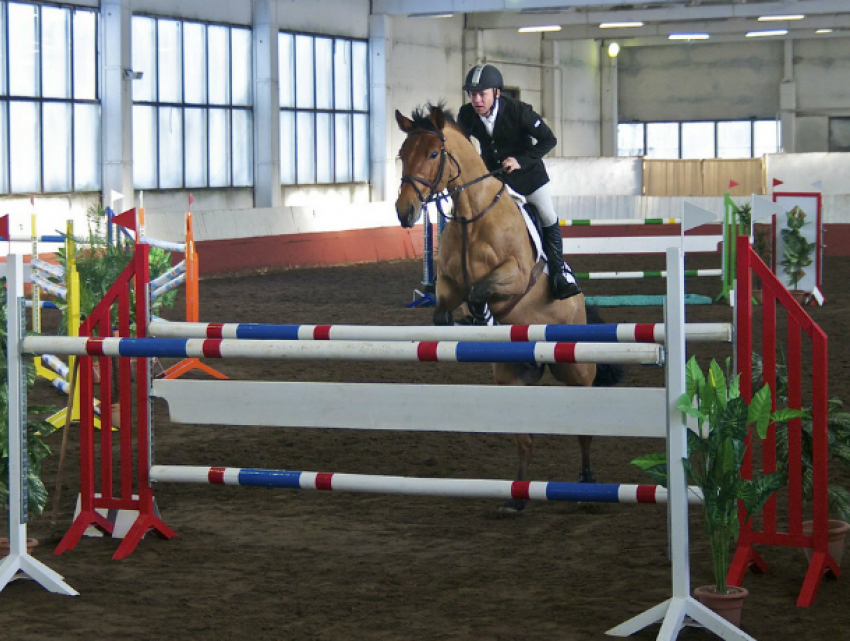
left=132, top=15, right=253, bottom=190
left=278, top=30, right=369, bottom=186
left=0, top=1, right=100, bottom=195
left=617, top=119, right=781, bottom=159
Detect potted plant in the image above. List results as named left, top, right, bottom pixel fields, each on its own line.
left=779, top=205, right=816, bottom=300
left=632, top=357, right=807, bottom=626
left=1, top=279, right=59, bottom=555
left=755, top=354, right=850, bottom=566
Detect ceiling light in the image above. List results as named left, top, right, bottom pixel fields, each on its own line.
left=518, top=25, right=562, bottom=33
left=668, top=33, right=710, bottom=41
left=746, top=29, right=788, bottom=37
left=599, top=22, right=643, bottom=29
left=758, top=15, right=805, bottom=21
left=408, top=12, right=454, bottom=18
left=607, top=42, right=620, bottom=58
left=816, top=29, right=833, bottom=34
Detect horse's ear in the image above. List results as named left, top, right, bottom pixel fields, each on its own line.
left=396, top=110, right=414, bottom=133
left=430, top=105, right=445, bottom=132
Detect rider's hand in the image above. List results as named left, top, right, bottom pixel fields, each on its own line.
left=502, top=157, right=520, bottom=173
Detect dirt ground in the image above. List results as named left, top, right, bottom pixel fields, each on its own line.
left=3, top=250, right=849, bottom=640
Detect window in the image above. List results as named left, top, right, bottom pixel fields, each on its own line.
left=279, top=31, right=369, bottom=185
left=617, top=123, right=644, bottom=157
left=132, top=17, right=253, bottom=190
left=0, top=2, right=100, bottom=194
left=618, top=120, right=781, bottom=159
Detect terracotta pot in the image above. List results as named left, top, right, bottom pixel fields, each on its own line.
left=789, top=289, right=810, bottom=305
left=694, top=585, right=748, bottom=628
left=0, top=537, right=39, bottom=557
left=802, top=519, right=850, bottom=566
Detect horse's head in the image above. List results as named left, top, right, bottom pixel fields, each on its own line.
left=394, top=105, right=453, bottom=228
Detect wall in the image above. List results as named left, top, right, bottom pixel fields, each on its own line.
left=618, top=41, right=784, bottom=122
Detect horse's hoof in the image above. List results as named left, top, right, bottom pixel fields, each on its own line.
left=578, top=471, right=597, bottom=483
left=498, top=499, right=526, bottom=514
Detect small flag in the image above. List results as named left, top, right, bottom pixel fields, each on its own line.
left=0, top=214, right=9, bottom=239
left=773, top=178, right=784, bottom=187
left=728, top=180, right=739, bottom=189
left=112, top=208, right=137, bottom=231
left=811, top=180, right=823, bottom=190
left=30, top=195, right=34, bottom=207
left=188, top=193, right=195, bottom=208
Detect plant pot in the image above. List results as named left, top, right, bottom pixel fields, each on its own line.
left=694, top=585, right=748, bottom=628
left=789, top=289, right=810, bottom=305
left=0, top=537, right=39, bottom=557
left=802, top=519, right=850, bottom=566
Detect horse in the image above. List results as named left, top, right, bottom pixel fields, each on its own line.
left=394, top=104, right=622, bottom=511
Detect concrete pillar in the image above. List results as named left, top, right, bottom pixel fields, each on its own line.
left=541, top=40, right=563, bottom=156
left=369, top=14, right=392, bottom=202
left=252, top=0, right=280, bottom=208
left=600, top=42, right=618, bottom=157
left=100, top=0, right=134, bottom=209
left=779, top=38, right=796, bottom=153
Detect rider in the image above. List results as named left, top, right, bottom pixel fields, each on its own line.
left=457, top=63, right=582, bottom=300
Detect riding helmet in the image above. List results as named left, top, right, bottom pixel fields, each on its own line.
left=463, top=64, right=503, bottom=92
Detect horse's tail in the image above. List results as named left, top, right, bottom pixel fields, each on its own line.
left=586, top=305, right=627, bottom=388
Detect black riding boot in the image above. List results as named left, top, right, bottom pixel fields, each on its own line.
left=540, top=223, right=582, bottom=299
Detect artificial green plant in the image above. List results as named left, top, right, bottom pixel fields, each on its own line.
left=780, top=206, right=816, bottom=290
left=633, top=357, right=808, bottom=594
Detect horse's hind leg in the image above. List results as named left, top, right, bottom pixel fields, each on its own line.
left=578, top=436, right=595, bottom=483
left=493, top=363, right=544, bottom=514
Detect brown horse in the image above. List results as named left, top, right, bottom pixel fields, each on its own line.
left=395, top=104, right=617, bottom=510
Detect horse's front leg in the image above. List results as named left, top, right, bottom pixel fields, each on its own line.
left=432, top=275, right=464, bottom=326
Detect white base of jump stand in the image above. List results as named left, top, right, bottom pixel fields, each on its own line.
left=607, top=596, right=755, bottom=641
left=0, top=549, right=78, bottom=596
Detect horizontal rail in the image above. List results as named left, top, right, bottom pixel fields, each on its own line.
left=148, top=321, right=731, bottom=344
left=153, top=380, right=671, bottom=438
left=573, top=269, right=722, bottom=280
left=150, top=465, right=704, bottom=505
left=23, top=336, right=666, bottom=365
left=561, top=218, right=681, bottom=227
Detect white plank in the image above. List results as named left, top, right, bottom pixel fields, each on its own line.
left=152, top=380, right=668, bottom=439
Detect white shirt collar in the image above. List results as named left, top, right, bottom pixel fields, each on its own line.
left=478, top=99, right=499, bottom=135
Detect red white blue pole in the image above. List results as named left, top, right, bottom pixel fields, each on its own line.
left=22, top=336, right=665, bottom=365
left=150, top=465, right=703, bottom=505
left=148, top=321, right=731, bottom=344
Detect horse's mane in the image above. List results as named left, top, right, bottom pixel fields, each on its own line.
left=409, top=102, right=466, bottom=138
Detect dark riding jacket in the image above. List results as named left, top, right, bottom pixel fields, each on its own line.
left=458, top=95, right=557, bottom=196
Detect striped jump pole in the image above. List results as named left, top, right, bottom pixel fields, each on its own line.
left=561, top=218, right=681, bottom=227
left=22, top=336, right=666, bottom=366
left=149, top=320, right=732, bottom=344
left=573, top=268, right=722, bottom=281
left=150, top=465, right=704, bottom=505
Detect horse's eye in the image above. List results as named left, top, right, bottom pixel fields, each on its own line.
left=429, top=150, right=439, bottom=160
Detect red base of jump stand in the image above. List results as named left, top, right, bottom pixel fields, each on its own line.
left=112, top=515, right=177, bottom=560
left=53, top=510, right=115, bottom=555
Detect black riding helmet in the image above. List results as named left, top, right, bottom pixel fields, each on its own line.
left=463, top=64, right=503, bottom=92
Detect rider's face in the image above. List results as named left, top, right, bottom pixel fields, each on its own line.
left=468, top=89, right=498, bottom=116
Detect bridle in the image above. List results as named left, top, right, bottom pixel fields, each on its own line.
left=399, top=128, right=505, bottom=221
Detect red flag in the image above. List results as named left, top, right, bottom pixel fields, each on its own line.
left=188, top=193, right=195, bottom=207
left=0, top=214, right=9, bottom=240
left=112, top=207, right=137, bottom=231
left=728, top=180, right=739, bottom=189
left=773, top=178, right=784, bottom=187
